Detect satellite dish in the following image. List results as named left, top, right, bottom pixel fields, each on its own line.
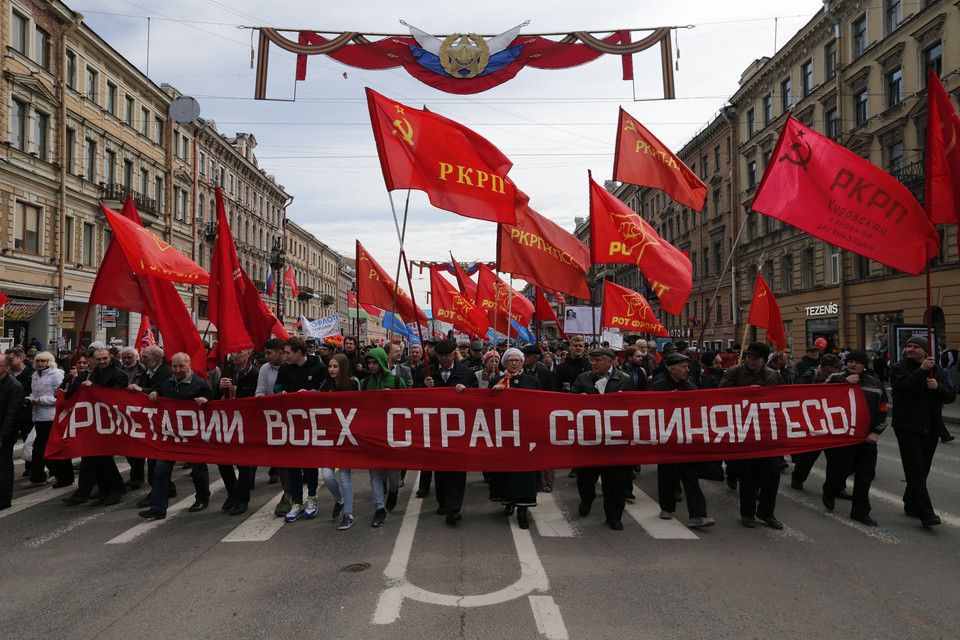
left=169, top=97, right=201, bottom=124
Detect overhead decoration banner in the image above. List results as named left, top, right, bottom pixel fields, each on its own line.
left=49, top=384, right=867, bottom=471
left=254, top=24, right=675, bottom=98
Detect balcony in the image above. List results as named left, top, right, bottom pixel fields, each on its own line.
left=890, top=161, right=923, bottom=189
left=297, top=286, right=315, bottom=301
left=203, top=221, right=217, bottom=241
left=100, top=183, right=160, bottom=226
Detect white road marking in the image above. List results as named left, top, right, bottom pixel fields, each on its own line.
left=533, top=491, right=577, bottom=538
left=374, top=471, right=551, bottom=625
left=877, top=450, right=960, bottom=482
left=105, top=479, right=224, bottom=544
left=529, top=595, right=569, bottom=640
left=221, top=491, right=285, bottom=542
left=623, top=483, right=699, bottom=539
left=776, top=480, right=901, bottom=544
left=0, top=484, right=76, bottom=519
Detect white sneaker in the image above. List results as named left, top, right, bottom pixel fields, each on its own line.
left=305, top=495, right=318, bottom=519
left=284, top=503, right=304, bottom=522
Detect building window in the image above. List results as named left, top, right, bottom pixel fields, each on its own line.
left=139, top=168, right=149, bottom=194
left=174, top=187, right=184, bottom=220
left=155, top=177, right=164, bottom=211
left=852, top=16, right=867, bottom=59
left=712, top=188, right=721, bottom=217
left=702, top=251, right=709, bottom=276
left=85, top=139, right=97, bottom=181
left=763, top=95, right=772, bottom=126
left=855, top=254, right=871, bottom=278
left=854, top=89, right=868, bottom=126
left=10, top=12, right=28, bottom=55
left=780, top=77, right=792, bottom=113
left=64, top=216, right=75, bottom=263
left=154, top=116, right=163, bottom=144
left=105, top=82, right=117, bottom=115
left=824, top=40, right=837, bottom=80
left=886, top=140, right=904, bottom=174
left=85, top=67, right=99, bottom=102
left=140, top=107, right=150, bottom=136
left=34, top=27, right=50, bottom=70
left=713, top=146, right=720, bottom=172
left=715, top=299, right=723, bottom=323
left=825, top=107, right=839, bottom=140
left=885, top=0, right=902, bottom=35
left=104, top=149, right=116, bottom=184
left=123, top=160, right=134, bottom=188
left=14, top=202, right=41, bottom=253
left=782, top=254, right=794, bottom=293
left=747, top=161, right=757, bottom=188
left=886, top=68, right=902, bottom=109
left=802, top=248, right=815, bottom=288
left=34, top=112, right=49, bottom=160
left=65, top=128, right=76, bottom=172
left=124, top=95, right=135, bottom=126
left=923, top=42, right=943, bottom=80
left=829, top=247, right=840, bottom=284
left=801, top=60, right=813, bottom=98
left=11, top=99, right=27, bottom=150
left=82, top=222, right=96, bottom=266
left=198, top=194, right=205, bottom=221
left=65, top=51, right=77, bottom=89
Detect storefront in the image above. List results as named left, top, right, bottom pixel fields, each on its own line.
left=803, top=301, right=839, bottom=353
left=0, top=298, right=50, bottom=351
left=861, top=311, right=904, bottom=357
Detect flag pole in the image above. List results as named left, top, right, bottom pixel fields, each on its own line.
left=401, top=249, right=430, bottom=379
left=386, top=190, right=413, bottom=343
left=738, top=262, right=763, bottom=362
left=598, top=278, right=606, bottom=347
left=535, top=287, right=541, bottom=344
left=507, top=274, right=516, bottom=345
left=697, top=212, right=749, bottom=348
left=926, top=260, right=934, bottom=379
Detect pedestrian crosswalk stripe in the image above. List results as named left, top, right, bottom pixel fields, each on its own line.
left=105, top=479, right=225, bottom=544
left=622, top=483, right=699, bottom=539
left=532, top=491, right=577, bottom=538
left=0, top=484, right=75, bottom=519
left=221, top=491, right=285, bottom=542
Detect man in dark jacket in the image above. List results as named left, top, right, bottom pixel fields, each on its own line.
left=126, top=345, right=173, bottom=492
left=822, top=350, right=887, bottom=526
left=555, top=336, right=590, bottom=392
left=795, top=345, right=821, bottom=381
left=521, top=344, right=555, bottom=392
left=719, top=342, right=785, bottom=530
left=6, top=348, right=33, bottom=477
left=138, top=352, right=213, bottom=519
left=215, top=349, right=259, bottom=516
left=63, top=348, right=128, bottom=506
left=413, top=339, right=477, bottom=524
left=573, top=347, right=638, bottom=530
left=0, top=354, right=25, bottom=510
left=889, top=336, right=957, bottom=528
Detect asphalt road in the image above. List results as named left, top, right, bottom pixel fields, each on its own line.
left=3, top=421, right=960, bottom=640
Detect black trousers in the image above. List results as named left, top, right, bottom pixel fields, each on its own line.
left=823, top=441, right=877, bottom=518
left=894, top=428, right=939, bottom=518
left=735, top=457, right=780, bottom=519
left=576, top=465, right=631, bottom=522
left=657, top=463, right=707, bottom=518
left=218, top=465, right=255, bottom=503
left=74, top=456, right=124, bottom=498
left=418, top=470, right=433, bottom=493
left=434, top=471, right=465, bottom=513
left=790, top=449, right=823, bottom=486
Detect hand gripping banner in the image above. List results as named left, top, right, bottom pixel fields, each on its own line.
left=49, top=385, right=868, bottom=471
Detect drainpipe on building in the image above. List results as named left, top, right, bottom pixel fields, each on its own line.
left=57, top=13, right=84, bottom=343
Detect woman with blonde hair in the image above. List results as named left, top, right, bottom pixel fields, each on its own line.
left=23, top=351, right=67, bottom=488
left=319, top=353, right=360, bottom=529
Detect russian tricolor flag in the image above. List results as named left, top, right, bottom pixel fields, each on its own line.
left=265, top=266, right=275, bottom=296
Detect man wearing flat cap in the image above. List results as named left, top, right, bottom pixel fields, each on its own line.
left=719, top=342, right=786, bottom=530
left=413, top=338, right=478, bottom=524
left=461, top=340, right=486, bottom=371
left=889, top=335, right=956, bottom=528
left=521, top=344, right=556, bottom=392
left=571, top=347, right=638, bottom=530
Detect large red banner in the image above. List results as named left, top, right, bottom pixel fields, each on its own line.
left=48, top=385, right=868, bottom=471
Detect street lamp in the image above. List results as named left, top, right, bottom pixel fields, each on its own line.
left=270, top=237, right=286, bottom=325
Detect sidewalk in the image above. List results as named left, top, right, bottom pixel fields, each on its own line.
left=886, top=387, right=960, bottom=426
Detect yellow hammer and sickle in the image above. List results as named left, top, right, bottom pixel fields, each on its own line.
left=393, top=117, right=414, bottom=146
left=623, top=119, right=637, bottom=132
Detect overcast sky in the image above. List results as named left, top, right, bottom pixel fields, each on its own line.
left=77, top=0, right=825, bottom=303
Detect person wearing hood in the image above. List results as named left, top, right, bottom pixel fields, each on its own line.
left=412, top=339, right=477, bottom=524
left=889, top=336, right=956, bottom=528
left=698, top=351, right=724, bottom=390
left=362, top=346, right=406, bottom=527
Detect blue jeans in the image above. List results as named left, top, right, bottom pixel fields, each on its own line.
left=288, top=468, right=319, bottom=504
left=369, top=469, right=400, bottom=510
left=0, top=440, right=13, bottom=508
left=322, top=468, right=354, bottom=514
left=150, top=460, right=209, bottom=513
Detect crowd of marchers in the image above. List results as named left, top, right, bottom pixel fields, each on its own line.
left=0, top=333, right=955, bottom=533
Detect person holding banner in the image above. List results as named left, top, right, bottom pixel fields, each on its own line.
left=889, top=336, right=957, bottom=528
left=0, top=354, right=25, bottom=510
left=489, top=348, right=541, bottom=529
left=138, top=353, right=213, bottom=519
left=320, top=353, right=361, bottom=530
left=651, top=352, right=714, bottom=529
left=475, top=351, right=500, bottom=389
left=719, top=342, right=785, bottom=530
left=361, top=347, right=406, bottom=527
left=572, top=347, right=638, bottom=531
left=215, top=349, right=259, bottom=516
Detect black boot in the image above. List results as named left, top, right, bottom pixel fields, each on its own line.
left=516, top=506, right=529, bottom=529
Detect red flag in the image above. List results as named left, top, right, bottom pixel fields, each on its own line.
left=475, top=263, right=534, bottom=325
left=925, top=68, right=960, bottom=250
left=91, top=198, right=207, bottom=376
left=348, top=290, right=383, bottom=318
left=613, top=107, right=707, bottom=211
left=497, top=189, right=591, bottom=300
left=135, top=316, right=155, bottom=352
left=535, top=288, right=567, bottom=340
left=450, top=256, right=479, bottom=301
left=209, top=189, right=255, bottom=355
left=283, top=267, right=299, bottom=298
left=589, top=176, right=692, bottom=315
left=100, top=204, right=209, bottom=285
left=430, top=267, right=489, bottom=337
left=0, top=288, right=8, bottom=308
left=365, top=87, right=517, bottom=224
left=356, top=241, right=429, bottom=326
left=601, top=280, right=668, bottom=337
left=752, top=115, right=939, bottom=275
left=747, top=273, right=786, bottom=352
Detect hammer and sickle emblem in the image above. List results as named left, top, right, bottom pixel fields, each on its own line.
left=392, top=117, right=414, bottom=146
left=623, top=118, right=637, bottom=133
left=778, top=138, right=812, bottom=172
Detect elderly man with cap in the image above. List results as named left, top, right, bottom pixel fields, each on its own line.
left=889, top=335, right=956, bottom=528
left=413, top=339, right=477, bottom=523
left=822, top=349, right=888, bottom=526
left=521, top=344, right=555, bottom=392
left=795, top=344, right=822, bottom=383
left=572, top=347, right=638, bottom=530
left=719, top=342, right=786, bottom=529
left=650, top=351, right=714, bottom=528
left=461, top=340, right=486, bottom=371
